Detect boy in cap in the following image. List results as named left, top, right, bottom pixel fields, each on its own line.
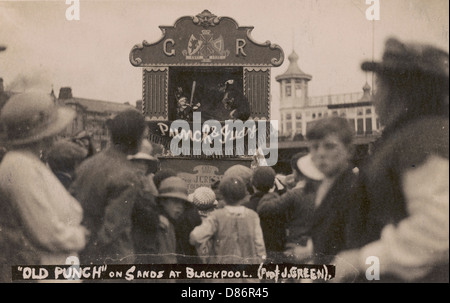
left=333, top=38, right=449, bottom=283
left=190, top=176, right=266, bottom=264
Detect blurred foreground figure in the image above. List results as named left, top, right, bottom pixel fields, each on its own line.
left=70, top=109, right=152, bottom=265
left=333, top=38, right=449, bottom=283
left=0, top=93, right=88, bottom=282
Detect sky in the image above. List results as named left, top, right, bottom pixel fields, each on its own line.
left=0, top=0, right=448, bottom=120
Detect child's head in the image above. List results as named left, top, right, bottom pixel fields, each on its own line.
left=224, top=165, right=254, bottom=195
left=191, top=186, right=217, bottom=216
left=157, top=176, right=189, bottom=220
left=219, top=176, right=247, bottom=205
left=251, top=166, right=276, bottom=193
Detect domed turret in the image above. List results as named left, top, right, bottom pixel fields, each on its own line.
left=276, top=50, right=312, bottom=82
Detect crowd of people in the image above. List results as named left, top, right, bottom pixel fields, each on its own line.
left=0, top=38, right=448, bottom=283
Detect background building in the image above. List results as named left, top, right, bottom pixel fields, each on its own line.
left=274, top=50, right=381, bottom=173
left=57, top=87, right=134, bottom=151
left=276, top=50, right=381, bottom=141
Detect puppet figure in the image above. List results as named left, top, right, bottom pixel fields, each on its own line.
left=175, top=85, right=200, bottom=121
left=220, top=80, right=250, bottom=121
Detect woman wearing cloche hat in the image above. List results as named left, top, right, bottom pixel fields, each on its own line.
left=0, top=92, right=89, bottom=282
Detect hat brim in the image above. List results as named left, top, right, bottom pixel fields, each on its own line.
left=297, top=154, right=324, bottom=181
left=361, top=60, right=449, bottom=79
left=361, top=61, right=410, bottom=74
left=4, top=107, right=76, bottom=147
left=127, top=152, right=158, bottom=162
left=158, top=192, right=190, bottom=203
left=361, top=61, right=380, bottom=72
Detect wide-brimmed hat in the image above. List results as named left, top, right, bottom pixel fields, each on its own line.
left=297, top=154, right=324, bottom=181
left=158, top=176, right=190, bottom=202
left=0, top=92, right=75, bottom=146
left=361, top=37, right=449, bottom=81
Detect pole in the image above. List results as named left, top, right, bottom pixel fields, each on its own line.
left=372, top=20, right=375, bottom=95
left=190, top=81, right=196, bottom=106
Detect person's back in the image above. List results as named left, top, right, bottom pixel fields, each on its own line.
left=207, top=206, right=264, bottom=264
left=256, top=192, right=286, bottom=261
left=70, top=109, right=148, bottom=265
left=72, top=145, right=145, bottom=264
left=190, top=176, right=266, bottom=264
left=280, top=183, right=317, bottom=247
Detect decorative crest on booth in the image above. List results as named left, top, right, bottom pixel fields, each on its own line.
left=193, top=10, right=220, bottom=28
left=182, top=30, right=230, bottom=61
left=130, top=10, right=284, bottom=67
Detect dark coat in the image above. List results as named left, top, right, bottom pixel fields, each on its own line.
left=174, top=204, right=202, bottom=263
left=308, top=169, right=359, bottom=265
left=242, top=191, right=265, bottom=212
left=279, top=181, right=320, bottom=246
left=131, top=191, right=160, bottom=264
left=345, top=116, right=449, bottom=282
left=243, top=191, right=286, bottom=256
left=256, top=192, right=286, bottom=256
left=70, top=147, right=151, bottom=264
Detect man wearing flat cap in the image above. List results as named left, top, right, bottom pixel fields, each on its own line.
left=332, top=38, right=449, bottom=283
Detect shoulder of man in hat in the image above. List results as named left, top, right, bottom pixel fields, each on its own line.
left=73, top=145, right=146, bottom=194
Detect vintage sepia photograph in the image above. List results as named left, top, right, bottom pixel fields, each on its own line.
left=0, top=0, right=448, bottom=291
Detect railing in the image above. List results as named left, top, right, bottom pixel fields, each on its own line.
left=307, top=92, right=365, bottom=107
